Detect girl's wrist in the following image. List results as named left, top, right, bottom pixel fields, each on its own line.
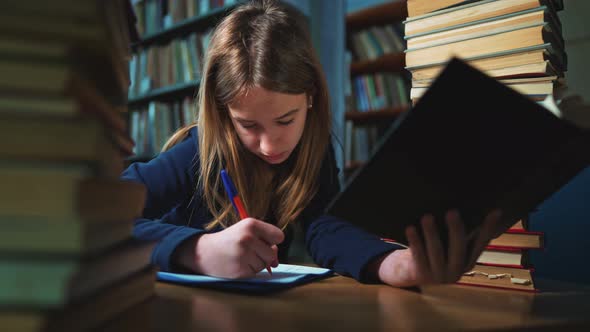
left=378, top=249, right=420, bottom=288
left=364, top=252, right=389, bottom=283
left=173, top=234, right=206, bottom=273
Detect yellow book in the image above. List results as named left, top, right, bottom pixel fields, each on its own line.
left=407, top=0, right=467, bottom=17
left=405, top=24, right=561, bottom=69
left=404, top=0, right=555, bottom=37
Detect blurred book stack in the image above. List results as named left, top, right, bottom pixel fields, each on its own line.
left=404, top=0, right=566, bottom=104
left=0, top=0, right=155, bottom=330
left=459, top=219, right=545, bottom=292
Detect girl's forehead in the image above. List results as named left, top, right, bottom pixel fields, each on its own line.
left=228, top=86, right=306, bottom=116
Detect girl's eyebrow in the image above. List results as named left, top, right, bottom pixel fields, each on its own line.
left=234, top=117, right=256, bottom=123
left=234, top=109, right=299, bottom=122
left=274, top=109, right=299, bottom=120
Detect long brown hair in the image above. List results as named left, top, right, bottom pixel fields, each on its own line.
left=164, top=0, right=331, bottom=230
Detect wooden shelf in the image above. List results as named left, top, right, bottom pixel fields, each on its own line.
left=344, top=161, right=365, bottom=177
left=346, top=0, right=407, bottom=32
left=132, top=4, right=239, bottom=50
left=350, top=52, right=406, bottom=76
left=128, top=80, right=199, bottom=108
left=345, top=106, right=407, bottom=125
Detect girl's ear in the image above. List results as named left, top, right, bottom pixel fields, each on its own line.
left=308, top=96, right=313, bottom=109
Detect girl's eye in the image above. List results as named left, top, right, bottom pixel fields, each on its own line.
left=241, top=123, right=257, bottom=129
left=277, top=119, right=294, bottom=126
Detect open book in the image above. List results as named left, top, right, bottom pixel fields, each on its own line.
left=326, top=58, right=590, bottom=246
left=157, top=264, right=333, bottom=294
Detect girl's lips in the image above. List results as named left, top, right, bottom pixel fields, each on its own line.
left=262, top=151, right=287, bottom=162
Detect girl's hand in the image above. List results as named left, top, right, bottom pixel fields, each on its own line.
left=176, top=218, right=284, bottom=278
left=376, top=209, right=502, bottom=287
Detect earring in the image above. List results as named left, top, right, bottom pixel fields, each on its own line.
left=308, top=98, right=313, bottom=109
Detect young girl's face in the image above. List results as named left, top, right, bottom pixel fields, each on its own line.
left=227, top=86, right=309, bottom=164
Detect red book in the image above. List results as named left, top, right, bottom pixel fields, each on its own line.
left=488, top=230, right=544, bottom=250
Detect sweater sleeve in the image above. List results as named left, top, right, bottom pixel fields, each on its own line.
left=121, top=130, right=206, bottom=271
left=300, top=143, right=406, bottom=282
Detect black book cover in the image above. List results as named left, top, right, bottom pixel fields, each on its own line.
left=326, top=58, right=590, bottom=244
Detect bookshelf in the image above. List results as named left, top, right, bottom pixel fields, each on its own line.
left=350, top=52, right=406, bottom=76
left=126, top=1, right=239, bottom=162
left=344, top=0, right=411, bottom=180
left=132, top=4, right=239, bottom=50
left=127, top=80, right=199, bottom=107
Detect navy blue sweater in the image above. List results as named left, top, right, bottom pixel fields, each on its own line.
left=122, top=127, right=403, bottom=282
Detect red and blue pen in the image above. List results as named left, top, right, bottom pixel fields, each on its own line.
left=221, top=169, right=273, bottom=275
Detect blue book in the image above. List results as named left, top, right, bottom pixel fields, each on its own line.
left=157, top=264, right=334, bottom=294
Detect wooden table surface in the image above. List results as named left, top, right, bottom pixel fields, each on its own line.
left=102, top=275, right=590, bottom=331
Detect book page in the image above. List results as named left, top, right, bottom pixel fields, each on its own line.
left=158, top=264, right=332, bottom=285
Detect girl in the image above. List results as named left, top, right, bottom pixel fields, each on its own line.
left=123, top=0, right=503, bottom=287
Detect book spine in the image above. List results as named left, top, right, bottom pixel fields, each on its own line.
left=485, top=245, right=523, bottom=252
left=505, top=229, right=543, bottom=235
left=476, top=262, right=526, bottom=269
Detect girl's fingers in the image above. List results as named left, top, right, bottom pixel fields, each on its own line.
left=445, top=210, right=466, bottom=282
left=406, top=224, right=430, bottom=284
left=247, top=219, right=285, bottom=246
left=466, top=209, right=502, bottom=270
left=244, top=252, right=267, bottom=276
left=249, top=238, right=276, bottom=267
left=421, top=214, right=446, bottom=283
left=271, top=245, right=279, bottom=267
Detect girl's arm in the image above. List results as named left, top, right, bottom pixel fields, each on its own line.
left=121, top=128, right=206, bottom=272
left=300, top=143, right=405, bottom=282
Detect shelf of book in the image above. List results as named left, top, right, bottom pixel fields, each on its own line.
left=345, top=106, right=407, bottom=125
left=132, top=4, right=239, bottom=50
left=127, top=2, right=240, bottom=157
left=128, top=80, right=199, bottom=108
left=344, top=1, right=410, bottom=180
left=350, top=52, right=406, bottom=76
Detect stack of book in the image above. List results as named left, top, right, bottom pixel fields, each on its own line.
left=404, top=0, right=566, bottom=292
left=404, top=0, right=566, bottom=104
left=459, top=219, right=544, bottom=292
left=0, top=0, right=155, bottom=330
